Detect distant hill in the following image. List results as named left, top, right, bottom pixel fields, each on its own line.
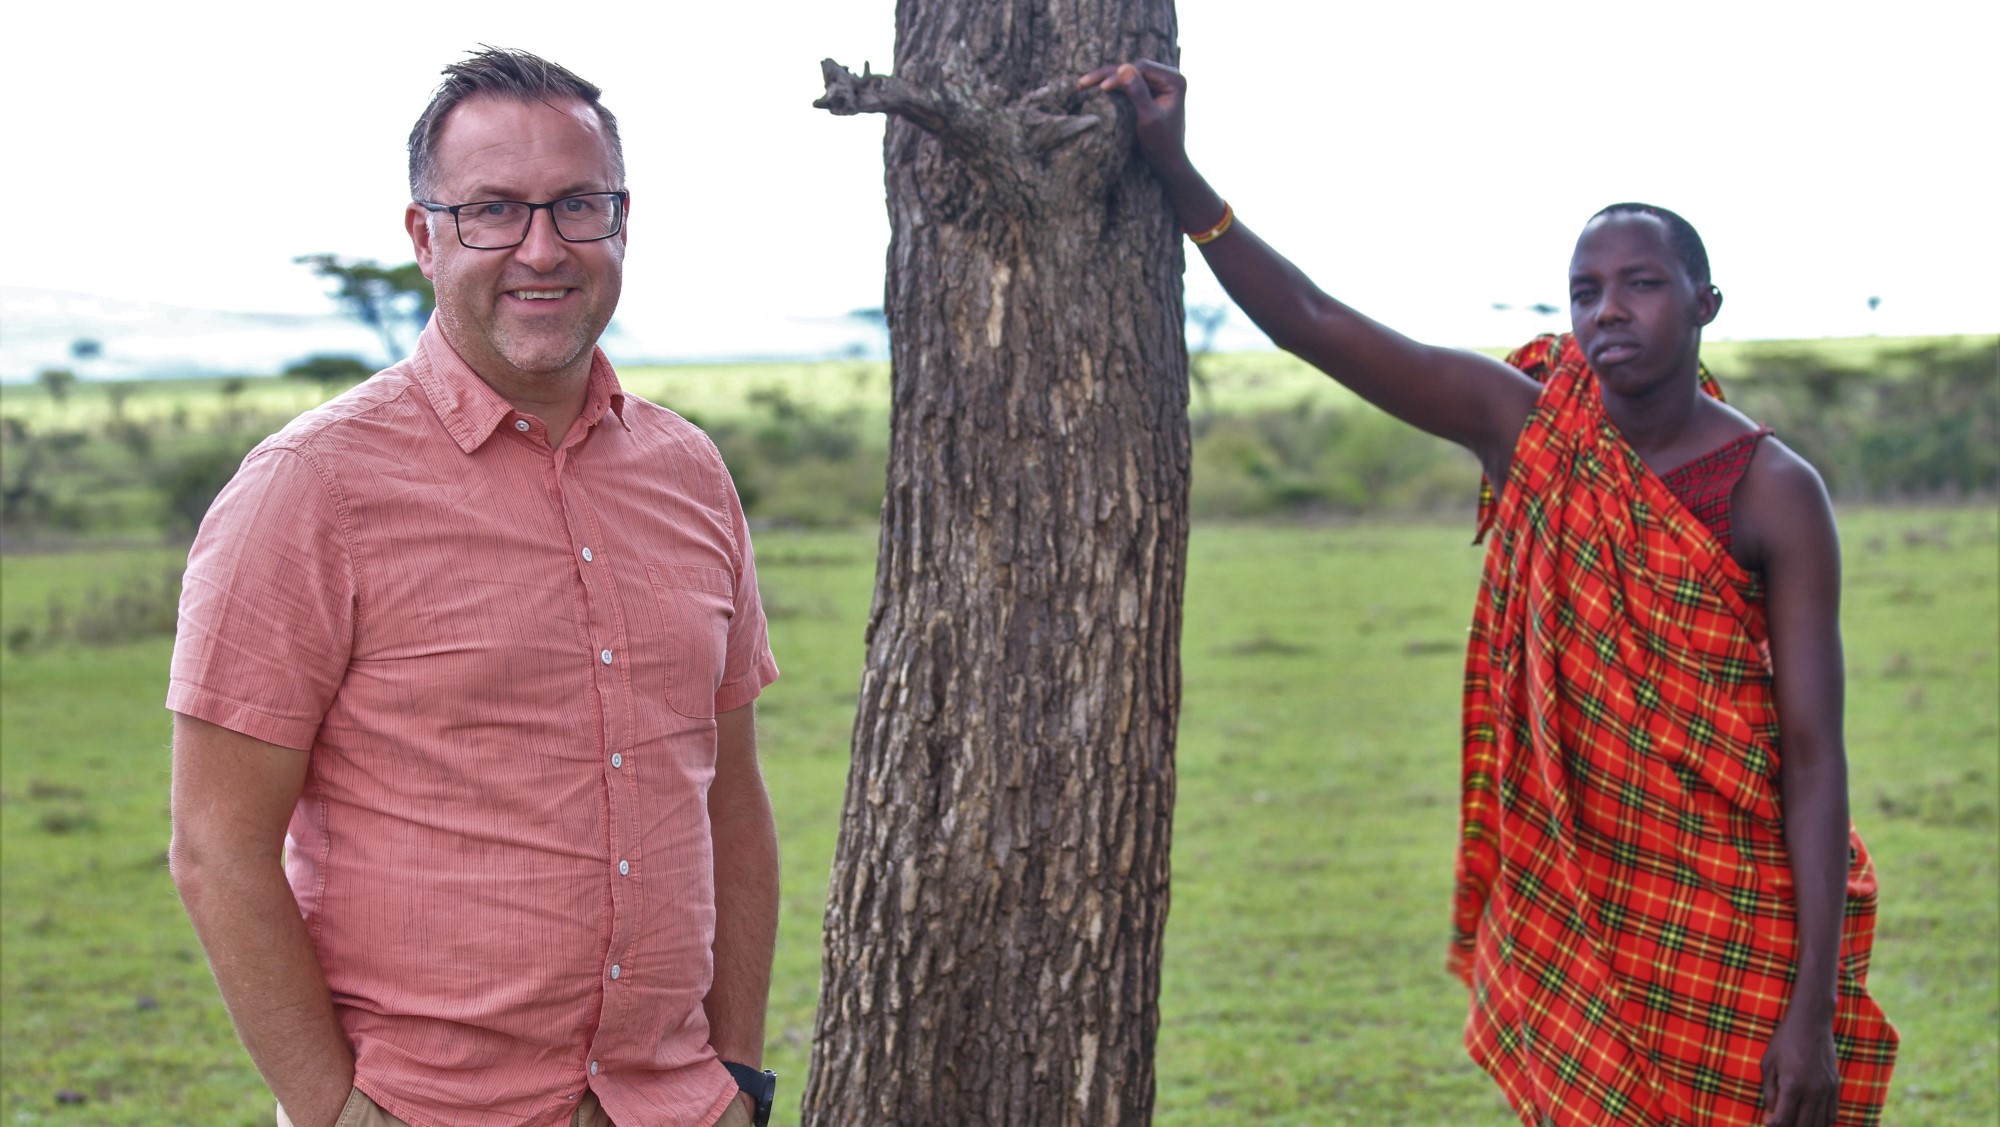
left=1, top=287, right=387, bottom=383
left=0, top=287, right=897, bottom=383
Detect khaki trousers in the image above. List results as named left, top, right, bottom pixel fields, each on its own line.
left=278, top=1087, right=753, bottom=1127
left=279, top=1087, right=617, bottom=1127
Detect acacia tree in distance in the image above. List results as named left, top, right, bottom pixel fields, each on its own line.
left=803, top=3, right=1189, bottom=1125
left=293, top=254, right=436, bottom=366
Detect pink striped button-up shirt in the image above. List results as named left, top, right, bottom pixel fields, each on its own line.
left=169, top=324, right=778, bottom=1127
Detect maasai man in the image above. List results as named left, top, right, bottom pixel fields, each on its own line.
left=1079, top=60, right=1899, bottom=1127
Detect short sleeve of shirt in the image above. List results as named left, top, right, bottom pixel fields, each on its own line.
left=714, top=474, right=778, bottom=715
left=167, top=446, right=358, bottom=750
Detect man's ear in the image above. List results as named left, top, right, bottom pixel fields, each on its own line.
left=406, top=203, right=439, bottom=279
left=1696, top=283, right=1723, bottom=327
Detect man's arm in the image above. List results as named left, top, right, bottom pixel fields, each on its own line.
left=168, top=712, right=354, bottom=1127
left=704, top=702, right=779, bottom=1106
left=1078, top=60, right=1540, bottom=477
left=1736, top=445, right=1848, bottom=1127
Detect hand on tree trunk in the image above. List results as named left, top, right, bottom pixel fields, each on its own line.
left=1077, top=60, right=1190, bottom=171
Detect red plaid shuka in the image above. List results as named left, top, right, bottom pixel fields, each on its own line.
left=1451, top=334, right=1898, bottom=1125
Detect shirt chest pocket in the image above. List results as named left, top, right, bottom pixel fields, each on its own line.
left=645, top=562, right=735, bottom=719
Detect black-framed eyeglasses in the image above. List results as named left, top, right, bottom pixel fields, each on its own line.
left=417, top=191, right=629, bottom=250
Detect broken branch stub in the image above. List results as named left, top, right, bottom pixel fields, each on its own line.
left=816, top=58, right=1104, bottom=162
left=815, top=58, right=952, bottom=135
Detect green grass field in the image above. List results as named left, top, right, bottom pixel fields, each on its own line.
left=3, top=506, right=1994, bottom=1125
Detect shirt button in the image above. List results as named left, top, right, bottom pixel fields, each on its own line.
left=610, top=964, right=622, bottom=980
left=514, top=419, right=531, bottom=432
left=589, top=1060, right=599, bottom=1076
left=599, top=648, right=614, bottom=665
left=581, top=547, right=594, bottom=562
left=610, top=752, right=623, bottom=769
left=618, top=859, right=630, bottom=876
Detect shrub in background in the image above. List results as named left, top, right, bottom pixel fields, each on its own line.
left=159, top=445, right=252, bottom=538
left=0, top=337, right=1990, bottom=542
left=1726, top=337, right=1998, bottom=500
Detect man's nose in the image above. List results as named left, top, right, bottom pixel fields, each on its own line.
left=513, top=206, right=568, bottom=272
left=1594, top=291, right=1629, bottom=324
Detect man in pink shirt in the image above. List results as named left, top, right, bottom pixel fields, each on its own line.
left=168, top=48, right=779, bottom=1127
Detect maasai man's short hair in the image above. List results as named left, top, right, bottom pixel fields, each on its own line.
left=407, top=46, right=625, bottom=198
left=1591, top=202, right=1712, bottom=289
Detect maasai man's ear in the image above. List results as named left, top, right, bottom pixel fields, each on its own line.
left=1695, top=283, right=1723, bottom=327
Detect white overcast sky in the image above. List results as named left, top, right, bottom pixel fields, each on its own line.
left=3, top=0, right=1994, bottom=361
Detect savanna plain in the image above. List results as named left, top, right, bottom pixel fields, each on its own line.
left=3, top=338, right=1995, bottom=1125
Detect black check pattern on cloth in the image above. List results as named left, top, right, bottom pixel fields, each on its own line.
left=1450, top=334, right=1899, bottom=1125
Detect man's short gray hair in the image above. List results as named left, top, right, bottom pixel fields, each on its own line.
left=407, top=46, right=624, bottom=199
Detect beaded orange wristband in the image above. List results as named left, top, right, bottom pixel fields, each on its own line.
left=1187, top=202, right=1234, bottom=245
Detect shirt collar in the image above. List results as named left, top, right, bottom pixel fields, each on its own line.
left=407, top=321, right=629, bottom=453
left=580, top=353, right=631, bottom=436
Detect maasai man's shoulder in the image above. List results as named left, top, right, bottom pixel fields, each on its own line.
left=1737, top=435, right=1829, bottom=504
left=1731, top=436, right=1838, bottom=569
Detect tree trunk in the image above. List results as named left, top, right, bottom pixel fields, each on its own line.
left=804, top=4, right=1187, bottom=1126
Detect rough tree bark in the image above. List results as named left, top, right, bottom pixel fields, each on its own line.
left=802, top=3, right=1188, bottom=1126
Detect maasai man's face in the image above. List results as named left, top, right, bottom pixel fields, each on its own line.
left=406, top=95, right=627, bottom=392
left=1567, top=213, right=1718, bottom=396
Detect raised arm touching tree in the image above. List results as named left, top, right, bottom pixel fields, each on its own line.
left=803, top=5, right=1189, bottom=1126
left=1077, top=60, right=1543, bottom=484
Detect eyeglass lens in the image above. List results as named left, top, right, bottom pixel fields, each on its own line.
left=456, top=194, right=624, bottom=248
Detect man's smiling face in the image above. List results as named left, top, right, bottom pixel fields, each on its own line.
left=408, top=95, right=626, bottom=396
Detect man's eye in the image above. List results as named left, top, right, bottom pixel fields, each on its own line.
left=475, top=202, right=517, bottom=219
